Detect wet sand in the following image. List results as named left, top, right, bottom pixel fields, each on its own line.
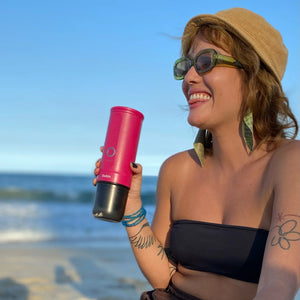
left=1, top=242, right=299, bottom=300
left=0, top=242, right=151, bottom=300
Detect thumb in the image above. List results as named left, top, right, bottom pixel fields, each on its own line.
left=128, top=162, right=143, bottom=200
left=130, top=162, right=142, bottom=174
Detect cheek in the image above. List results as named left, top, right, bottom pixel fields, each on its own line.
left=213, top=71, right=243, bottom=101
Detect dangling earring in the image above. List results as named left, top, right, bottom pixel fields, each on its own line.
left=193, top=129, right=206, bottom=167
left=242, top=111, right=254, bottom=151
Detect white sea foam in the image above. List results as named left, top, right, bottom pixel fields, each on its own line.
left=0, top=229, right=54, bottom=243
left=0, top=202, right=42, bottom=217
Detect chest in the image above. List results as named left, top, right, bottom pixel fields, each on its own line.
left=171, top=159, right=274, bottom=229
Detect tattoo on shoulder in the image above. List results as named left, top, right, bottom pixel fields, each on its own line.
left=270, top=213, right=300, bottom=250
left=129, top=222, right=155, bottom=249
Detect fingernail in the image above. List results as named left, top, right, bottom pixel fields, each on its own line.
left=131, top=162, right=138, bottom=168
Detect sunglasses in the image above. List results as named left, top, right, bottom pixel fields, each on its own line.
left=173, top=48, right=243, bottom=80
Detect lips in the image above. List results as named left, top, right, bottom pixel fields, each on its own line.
left=188, top=92, right=211, bottom=106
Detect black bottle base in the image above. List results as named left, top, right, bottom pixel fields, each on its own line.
left=93, top=181, right=129, bottom=222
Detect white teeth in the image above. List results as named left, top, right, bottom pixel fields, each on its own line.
left=189, top=93, right=211, bottom=101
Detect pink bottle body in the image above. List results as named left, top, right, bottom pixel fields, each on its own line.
left=93, top=106, right=144, bottom=222
left=98, top=106, right=144, bottom=187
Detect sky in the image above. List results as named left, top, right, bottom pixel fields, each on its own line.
left=1, top=0, right=299, bottom=176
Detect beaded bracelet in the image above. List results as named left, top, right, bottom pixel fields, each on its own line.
left=122, top=206, right=146, bottom=227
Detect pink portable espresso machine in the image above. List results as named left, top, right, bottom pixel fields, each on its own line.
left=93, top=106, right=144, bottom=222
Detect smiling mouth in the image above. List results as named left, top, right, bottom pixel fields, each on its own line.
left=188, top=93, right=211, bottom=105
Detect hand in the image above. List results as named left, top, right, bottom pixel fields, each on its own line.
left=92, top=147, right=103, bottom=186
left=92, top=147, right=143, bottom=214
left=125, top=162, right=143, bottom=214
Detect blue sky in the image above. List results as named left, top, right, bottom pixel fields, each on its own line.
left=1, top=0, right=299, bottom=176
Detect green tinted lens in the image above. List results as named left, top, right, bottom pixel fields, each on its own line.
left=173, top=49, right=243, bottom=80
left=174, top=58, right=190, bottom=80
left=195, top=51, right=215, bottom=73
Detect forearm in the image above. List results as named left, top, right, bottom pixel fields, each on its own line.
left=125, top=217, right=173, bottom=288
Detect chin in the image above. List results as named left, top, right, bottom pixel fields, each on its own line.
left=187, top=114, right=206, bottom=128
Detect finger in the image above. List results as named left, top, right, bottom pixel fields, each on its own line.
left=94, top=167, right=100, bottom=176
left=95, top=159, right=101, bottom=168
left=92, top=177, right=98, bottom=186
left=130, top=162, right=142, bottom=174
left=100, top=146, right=104, bottom=152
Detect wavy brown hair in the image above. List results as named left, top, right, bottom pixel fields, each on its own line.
left=182, top=23, right=298, bottom=150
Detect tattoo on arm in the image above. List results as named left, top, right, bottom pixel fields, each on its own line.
left=157, top=244, right=165, bottom=260
left=129, top=222, right=155, bottom=249
left=270, top=214, right=300, bottom=250
left=169, top=265, right=176, bottom=276
left=128, top=222, right=168, bottom=264
left=276, top=213, right=300, bottom=222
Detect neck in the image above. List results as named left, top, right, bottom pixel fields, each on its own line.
left=209, top=125, right=253, bottom=172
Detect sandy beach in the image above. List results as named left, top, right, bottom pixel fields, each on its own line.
left=0, top=242, right=151, bottom=300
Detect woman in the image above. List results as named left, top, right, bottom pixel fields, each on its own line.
left=94, top=7, right=300, bottom=300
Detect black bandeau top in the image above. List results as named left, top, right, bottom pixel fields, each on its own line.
left=167, top=220, right=269, bottom=283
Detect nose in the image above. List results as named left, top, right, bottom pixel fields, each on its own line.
left=184, top=65, right=201, bottom=84
left=182, top=66, right=202, bottom=98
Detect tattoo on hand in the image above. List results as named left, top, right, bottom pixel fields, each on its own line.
left=129, top=222, right=155, bottom=249
left=270, top=215, right=300, bottom=250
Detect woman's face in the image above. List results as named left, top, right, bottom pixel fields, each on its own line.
left=182, top=35, right=244, bottom=132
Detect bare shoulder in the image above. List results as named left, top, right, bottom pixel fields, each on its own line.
left=274, top=139, right=300, bottom=156
left=157, top=150, right=189, bottom=182
left=268, top=139, right=300, bottom=206
left=156, top=149, right=197, bottom=195
left=269, top=140, right=300, bottom=176
left=159, top=149, right=197, bottom=178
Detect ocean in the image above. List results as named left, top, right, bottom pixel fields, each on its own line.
left=0, top=173, right=157, bottom=245
left=1, top=173, right=299, bottom=299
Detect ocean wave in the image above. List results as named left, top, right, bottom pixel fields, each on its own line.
left=0, top=203, right=155, bottom=244
left=0, top=188, right=95, bottom=203
left=0, top=188, right=156, bottom=205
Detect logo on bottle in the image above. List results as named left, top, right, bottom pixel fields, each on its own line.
left=106, top=147, right=116, bottom=157
left=101, top=174, right=111, bottom=178
left=94, top=211, right=103, bottom=217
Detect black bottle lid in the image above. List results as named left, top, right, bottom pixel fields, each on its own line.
left=93, top=181, right=129, bottom=222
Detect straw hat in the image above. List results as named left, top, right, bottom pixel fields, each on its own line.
left=182, top=7, right=288, bottom=82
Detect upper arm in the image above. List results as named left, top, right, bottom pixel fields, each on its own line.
left=151, top=156, right=175, bottom=248
left=258, top=141, right=300, bottom=297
